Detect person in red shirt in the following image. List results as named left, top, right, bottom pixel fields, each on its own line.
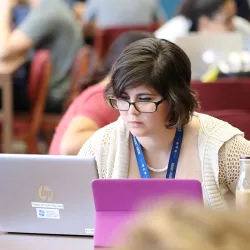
left=49, top=31, right=152, bottom=155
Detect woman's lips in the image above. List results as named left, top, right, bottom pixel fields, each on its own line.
left=129, top=121, right=143, bottom=127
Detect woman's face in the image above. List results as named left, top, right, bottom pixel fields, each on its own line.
left=118, top=84, right=168, bottom=137
left=199, top=0, right=236, bottom=33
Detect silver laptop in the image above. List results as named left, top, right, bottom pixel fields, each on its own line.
left=0, top=154, right=98, bottom=236
left=175, top=32, right=243, bottom=79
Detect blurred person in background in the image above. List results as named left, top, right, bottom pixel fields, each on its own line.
left=65, top=0, right=86, bottom=21
left=82, top=0, right=166, bottom=41
left=159, top=0, right=250, bottom=20
left=0, top=0, right=82, bottom=112
left=114, top=201, right=250, bottom=250
left=155, top=0, right=250, bottom=44
left=49, top=31, right=152, bottom=155
left=78, top=38, right=250, bottom=209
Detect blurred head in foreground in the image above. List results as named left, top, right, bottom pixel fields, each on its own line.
left=114, top=201, right=250, bottom=250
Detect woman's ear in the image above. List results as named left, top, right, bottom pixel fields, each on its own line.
left=198, top=16, right=210, bottom=32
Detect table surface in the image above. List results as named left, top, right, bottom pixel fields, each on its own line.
left=0, top=231, right=96, bottom=250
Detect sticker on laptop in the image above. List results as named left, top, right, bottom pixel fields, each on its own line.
left=31, top=202, right=64, bottom=209
left=85, top=228, right=94, bottom=235
left=36, top=208, right=60, bottom=219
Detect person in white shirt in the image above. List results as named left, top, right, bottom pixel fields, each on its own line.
left=155, top=0, right=250, bottom=44
left=78, top=38, right=250, bottom=209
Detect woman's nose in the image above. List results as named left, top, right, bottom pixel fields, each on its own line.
left=128, top=103, right=140, bottom=115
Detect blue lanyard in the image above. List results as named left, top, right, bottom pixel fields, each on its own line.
left=132, top=126, right=184, bottom=179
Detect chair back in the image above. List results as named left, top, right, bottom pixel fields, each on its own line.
left=63, top=45, right=97, bottom=110
left=94, top=23, right=159, bottom=61
left=28, top=50, right=52, bottom=133
left=192, top=78, right=250, bottom=139
left=192, top=78, right=250, bottom=111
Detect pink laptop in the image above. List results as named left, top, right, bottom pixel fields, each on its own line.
left=92, top=179, right=203, bottom=247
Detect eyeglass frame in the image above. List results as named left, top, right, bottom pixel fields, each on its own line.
left=108, top=97, right=166, bottom=113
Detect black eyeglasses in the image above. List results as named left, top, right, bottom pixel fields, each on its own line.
left=109, top=98, right=165, bottom=113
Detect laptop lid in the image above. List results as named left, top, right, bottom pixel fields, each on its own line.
left=175, top=32, right=243, bottom=79
left=92, top=179, right=203, bottom=247
left=0, top=154, right=98, bottom=236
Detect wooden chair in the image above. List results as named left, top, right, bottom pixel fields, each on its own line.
left=6, top=50, right=52, bottom=153
left=63, top=45, right=97, bottom=110
left=41, top=46, right=96, bottom=145
left=94, top=23, right=159, bottom=62
left=192, top=78, right=250, bottom=139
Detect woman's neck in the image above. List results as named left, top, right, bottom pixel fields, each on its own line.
left=136, top=127, right=177, bottom=154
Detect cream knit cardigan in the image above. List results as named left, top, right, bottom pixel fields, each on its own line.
left=79, top=113, right=250, bottom=210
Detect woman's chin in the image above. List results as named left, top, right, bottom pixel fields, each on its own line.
left=129, top=127, right=147, bottom=137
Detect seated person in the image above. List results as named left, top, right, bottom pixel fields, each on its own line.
left=78, top=38, right=250, bottom=209
left=114, top=201, right=250, bottom=250
left=155, top=0, right=250, bottom=45
left=49, top=31, right=152, bottom=155
left=65, top=0, right=86, bottom=20
left=82, top=0, right=166, bottom=29
left=0, top=0, right=82, bottom=112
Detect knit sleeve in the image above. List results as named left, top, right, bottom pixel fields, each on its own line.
left=219, top=135, right=250, bottom=193
left=77, top=122, right=118, bottom=179
left=78, top=135, right=95, bottom=157
left=77, top=129, right=106, bottom=179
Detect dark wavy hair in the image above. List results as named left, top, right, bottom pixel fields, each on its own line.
left=105, top=38, right=199, bottom=129
left=176, top=0, right=229, bottom=31
left=79, top=31, right=153, bottom=92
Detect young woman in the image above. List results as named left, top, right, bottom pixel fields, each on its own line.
left=78, top=38, right=250, bottom=209
left=49, top=31, right=152, bottom=155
